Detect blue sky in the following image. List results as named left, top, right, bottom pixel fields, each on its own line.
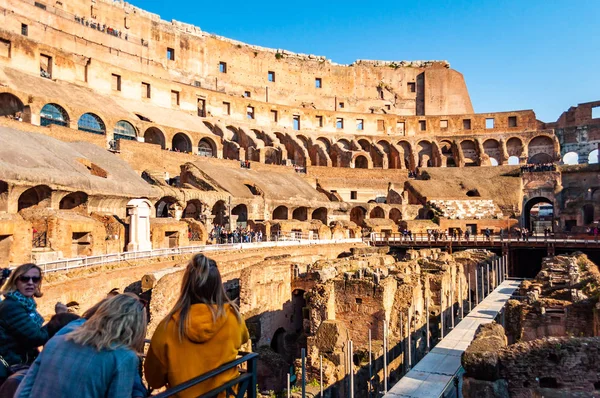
left=137, top=0, right=599, bottom=122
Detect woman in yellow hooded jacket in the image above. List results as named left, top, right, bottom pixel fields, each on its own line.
left=144, top=253, right=249, bottom=397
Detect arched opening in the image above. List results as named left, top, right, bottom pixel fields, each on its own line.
left=417, top=141, right=433, bottom=168
left=508, top=156, right=520, bottom=165
left=589, top=149, right=599, bottom=164
left=264, top=147, right=280, bottom=165
left=369, top=206, right=385, bottom=219
left=270, top=327, right=286, bottom=355
left=297, top=135, right=310, bottom=150
left=466, top=189, right=481, bottom=197
left=524, top=197, right=554, bottom=233
left=40, top=103, right=69, bottom=127
left=398, top=141, right=413, bottom=169
left=212, top=200, right=227, bottom=226
left=0, top=181, right=8, bottom=212
left=198, top=138, right=216, bottom=158
left=232, top=204, right=248, bottom=227
left=562, top=152, right=579, bottom=165
left=528, top=136, right=554, bottom=164
left=292, top=207, right=308, bottom=221
left=417, top=208, right=434, bottom=220
left=350, top=206, right=367, bottom=226
left=311, top=207, right=327, bottom=224
left=18, top=185, right=52, bottom=211
left=460, top=140, right=479, bottom=166
left=273, top=206, right=288, bottom=220
left=59, top=192, right=88, bottom=210
left=354, top=155, right=368, bottom=169
left=490, top=158, right=499, bottom=166
left=156, top=197, right=180, bottom=218
left=77, top=113, right=106, bottom=135
left=583, top=204, right=594, bottom=225
left=389, top=208, right=402, bottom=223
left=440, top=141, right=456, bottom=168
left=0, top=93, right=24, bottom=119
left=172, top=133, right=192, bottom=153
left=506, top=137, right=524, bottom=159
left=183, top=200, right=203, bottom=220
left=317, top=137, right=331, bottom=152
left=113, top=120, right=137, bottom=141
left=358, top=139, right=371, bottom=152
left=144, top=127, right=166, bottom=149
left=483, top=139, right=501, bottom=166
left=337, top=139, right=351, bottom=151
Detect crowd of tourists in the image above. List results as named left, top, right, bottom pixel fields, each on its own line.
left=210, top=225, right=263, bottom=244
left=240, top=160, right=252, bottom=169
left=520, top=163, right=556, bottom=173
left=0, top=254, right=248, bottom=397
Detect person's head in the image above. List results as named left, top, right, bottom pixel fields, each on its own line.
left=167, top=253, right=240, bottom=341
left=0, top=263, right=43, bottom=298
left=46, top=312, right=81, bottom=338
left=67, top=293, right=147, bottom=353
left=81, top=298, right=109, bottom=320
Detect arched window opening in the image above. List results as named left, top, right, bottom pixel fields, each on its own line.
left=172, top=133, right=192, bottom=153
left=583, top=204, right=594, bottom=225
left=59, top=192, right=88, bottom=210
left=212, top=201, right=227, bottom=226
left=370, top=207, right=385, bottom=219
left=354, top=155, right=368, bottom=169
left=389, top=208, right=402, bottom=223
left=562, top=152, right=579, bottom=165
left=198, top=138, right=215, bottom=158
left=232, top=204, right=248, bottom=227
left=144, top=127, right=166, bottom=149
left=588, top=149, right=598, bottom=164
left=183, top=200, right=203, bottom=220
left=18, top=185, right=52, bottom=211
left=40, top=103, right=69, bottom=127
left=311, top=207, right=327, bottom=224
left=524, top=197, right=553, bottom=234
left=78, top=113, right=106, bottom=135
left=508, top=156, right=520, bottom=165
left=113, top=120, right=137, bottom=141
left=156, top=197, right=180, bottom=218
left=292, top=207, right=308, bottom=221
left=273, top=206, right=288, bottom=220
left=528, top=136, right=554, bottom=164
left=350, top=207, right=366, bottom=226
left=466, top=189, right=481, bottom=197
left=0, top=93, right=24, bottom=119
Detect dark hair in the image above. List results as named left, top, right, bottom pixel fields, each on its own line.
left=46, top=313, right=81, bottom=338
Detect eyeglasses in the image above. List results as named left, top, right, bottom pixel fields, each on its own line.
left=18, top=276, right=41, bottom=284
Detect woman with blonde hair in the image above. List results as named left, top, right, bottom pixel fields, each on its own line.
left=0, top=263, right=66, bottom=384
left=145, top=253, right=249, bottom=397
left=15, top=293, right=147, bottom=398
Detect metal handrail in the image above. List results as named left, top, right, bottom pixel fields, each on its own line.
left=152, top=352, right=258, bottom=398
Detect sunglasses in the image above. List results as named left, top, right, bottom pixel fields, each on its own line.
left=18, top=276, right=41, bottom=284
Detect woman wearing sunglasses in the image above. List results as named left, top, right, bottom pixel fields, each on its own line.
left=0, top=263, right=65, bottom=384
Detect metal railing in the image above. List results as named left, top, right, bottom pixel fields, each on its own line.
left=32, top=232, right=47, bottom=248
left=153, top=352, right=258, bottom=398
left=369, top=232, right=600, bottom=245
left=35, top=237, right=362, bottom=273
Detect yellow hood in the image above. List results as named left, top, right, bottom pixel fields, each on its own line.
left=171, top=303, right=232, bottom=343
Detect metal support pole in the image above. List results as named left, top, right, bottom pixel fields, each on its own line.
left=301, top=348, right=306, bottom=398
left=407, top=307, right=412, bottom=369
left=349, top=340, right=354, bottom=398
left=368, top=331, right=372, bottom=397
left=450, top=273, right=455, bottom=329
left=320, top=355, right=323, bottom=398
left=287, top=373, right=291, bottom=398
left=468, top=273, right=472, bottom=313
left=383, top=323, right=388, bottom=393
left=487, top=262, right=491, bottom=296
left=440, top=287, right=444, bottom=340
left=426, top=297, right=430, bottom=352
left=459, top=275, right=464, bottom=319
left=475, top=267, right=479, bottom=305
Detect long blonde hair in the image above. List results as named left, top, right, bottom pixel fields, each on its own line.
left=67, top=293, right=147, bottom=352
left=166, top=253, right=241, bottom=342
left=0, top=263, right=43, bottom=298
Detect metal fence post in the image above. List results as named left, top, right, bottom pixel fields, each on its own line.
left=301, top=348, right=306, bottom=398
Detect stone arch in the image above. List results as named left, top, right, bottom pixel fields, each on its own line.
left=508, top=156, right=520, bottom=165
left=417, top=140, right=433, bottom=168
left=0, top=180, right=8, bottom=212
left=337, top=138, right=352, bottom=150
left=172, top=132, right=192, bottom=153
left=198, top=137, right=217, bottom=158
left=523, top=196, right=553, bottom=232
left=460, top=139, right=479, bottom=166
left=232, top=204, right=248, bottom=226
left=354, top=155, right=369, bottom=169
left=212, top=200, right=227, bottom=226
left=297, top=135, right=310, bottom=150
left=59, top=191, right=88, bottom=210
left=183, top=200, right=204, bottom=220
left=77, top=113, right=106, bottom=135
left=358, top=139, right=371, bottom=152
left=18, top=185, right=52, bottom=211
left=389, top=208, right=402, bottom=223
left=378, top=140, right=400, bottom=169
left=273, top=205, right=288, bottom=220
left=589, top=149, right=598, bottom=164
left=418, top=208, right=434, bottom=220
left=113, top=120, right=137, bottom=140
left=397, top=140, right=414, bottom=170
left=264, top=147, right=281, bottom=165
left=370, top=206, right=385, bottom=219
left=562, top=152, right=579, bottom=165
left=350, top=206, right=367, bottom=226
left=156, top=197, right=181, bottom=218
left=483, top=139, right=501, bottom=166
left=528, top=136, right=555, bottom=164
left=506, top=137, right=524, bottom=158
left=311, top=207, right=328, bottom=224
left=292, top=207, right=308, bottom=221
left=144, top=127, right=166, bottom=149
left=0, top=93, right=25, bottom=119
left=40, top=103, right=70, bottom=127
left=439, top=140, right=457, bottom=167
left=317, top=137, right=331, bottom=152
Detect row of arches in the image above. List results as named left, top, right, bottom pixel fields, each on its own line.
left=13, top=184, right=89, bottom=212
left=562, top=150, right=599, bottom=165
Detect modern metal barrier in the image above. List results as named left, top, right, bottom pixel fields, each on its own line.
left=152, top=352, right=258, bottom=398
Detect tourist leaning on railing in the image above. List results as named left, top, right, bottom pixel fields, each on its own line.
left=15, top=294, right=147, bottom=398
left=0, top=263, right=68, bottom=385
left=145, top=253, right=249, bottom=397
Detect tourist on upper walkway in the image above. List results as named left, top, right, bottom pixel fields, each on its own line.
left=0, top=263, right=67, bottom=384
left=145, top=253, right=249, bottom=397
left=15, top=293, right=147, bottom=398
